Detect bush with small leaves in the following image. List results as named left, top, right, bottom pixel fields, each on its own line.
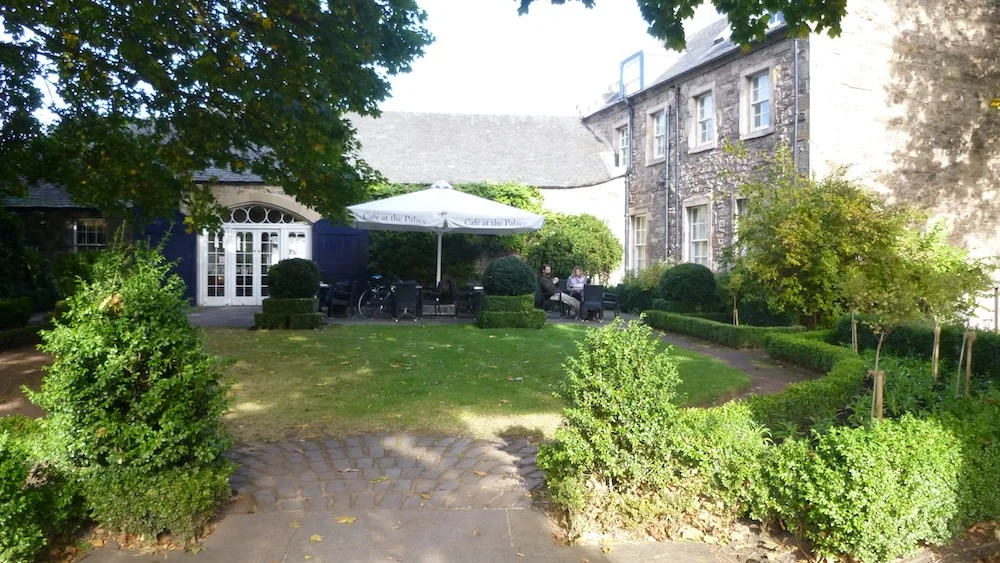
left=31, top=243, right=233, bottom=541
left=482, top=256, right=537, bottom=296
left=267, top=258, right=321, bottom=298
left=659, top=263, right=717, bottom=312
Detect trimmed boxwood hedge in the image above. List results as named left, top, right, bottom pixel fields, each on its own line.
left=476, top=310, right=545, bottom=329
left=255, top=312, right=323, bottom=330
left=480, top=294, right=534, bottom=312
left=643, top=310, right=804, bottom=348
left=761, top=331, right=857, bottom=373
left=261, top=297, right=318, bottom=315
left=835, top=316, right=1000, bottom=384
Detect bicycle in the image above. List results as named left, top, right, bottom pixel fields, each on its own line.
left=357, top=275, right=396, bottom=319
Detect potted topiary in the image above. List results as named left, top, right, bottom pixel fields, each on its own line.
left=477, top=256, right=545, bottom=329
left=255, top=258, right=324, bottom=329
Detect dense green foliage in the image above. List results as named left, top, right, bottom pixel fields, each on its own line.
left=366, top=183, right=543, bottom=285
left=0, top=297, right=33, bottom=329
left=643, top=310, right=804, bottom=348
left=475, top=310, right=546, bottom=329
left=517, top=0, right=845, bottom=50
left=525, top=213, right=622, bottom=282
left=0, top=1, right=432, bottom=227
left=618, top=262, right=670, bottom=313
left=482, top=256, right=537, bottom=296
left=261, top=297, right=319, bottom=315
left=267, top=258, right=321, bottom=299
left=760, top=331, right=858, bottom=373
left=835, top=316, right=1000, bottom=385
left=32, top=244, right=233, bottom=539
left=52, top=251, right=101, bottom=298
left=0, top=209, right=59, bottom=312
left=254, top=311, right=324, bottom=330
left=480, top=294, right=534, bottom=312
left=0, top=417, right=80, bottom=563
left=658, top=263, right=717, bottom=312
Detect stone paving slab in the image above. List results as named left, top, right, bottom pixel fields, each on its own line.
left=226, top=435, right=542, bottom=515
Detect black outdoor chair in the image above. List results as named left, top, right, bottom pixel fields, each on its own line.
left=580, top=284, right=605, bottom=321
left=421, top=280, right=446, bottom=316
left=325, top=280, right=354, bottom=317
left=393, top=282, right=420, bottom=321
left=455, top=284, right=480, bottom=317
left=347, top=280, right=366, bottom=318
left=603, top=284, right=622, bottom=318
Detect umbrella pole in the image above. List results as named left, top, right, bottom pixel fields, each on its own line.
left=436, top=232, right=443, bottom=286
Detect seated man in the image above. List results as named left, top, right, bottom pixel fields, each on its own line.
left=538, top=264, right=580, bottom=315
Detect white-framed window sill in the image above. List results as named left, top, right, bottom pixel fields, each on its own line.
left=645, top=157, right=667, bottom=167
left=740, top=127, right=775, bottom=141
left=688, top=142, right=717, bottom=155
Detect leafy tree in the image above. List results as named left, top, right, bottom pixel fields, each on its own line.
left=525, top=213, right=623, bottom=283
left=908, top=225, right=994, bottom=382
left=0, top=1, right=432, bottom=227
left=726, top=144, right=909, bottom=327
left=517, top=0, right=847, bottom=49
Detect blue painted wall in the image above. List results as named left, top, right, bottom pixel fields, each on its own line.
left=138, top=212, right=198, bottom=302
left=312, top=220, right=369, bottom=283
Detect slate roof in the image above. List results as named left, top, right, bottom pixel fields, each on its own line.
left=350, top=112, right=612, bottom=188
left=2, top=183, right=90, bottom=209
left=587, top=16, right=787, bottom=116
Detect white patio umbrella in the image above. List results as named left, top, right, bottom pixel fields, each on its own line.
left=347, top=181, right=545, bottom=285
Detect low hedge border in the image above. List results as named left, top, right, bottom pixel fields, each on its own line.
left=0, top=297, right=33, bottom=330
left=254, top=312, right=324, bottom=330
left=835, top=316, right=1000, bottom=384
left=643, top=310, right=804, bottom=348
left=476, top=310, right=545, bottom=329
left=761, top=332, right=857, bottom=373
left=261, top=298, right=318, bottom=315
left=480, top=294, right=533, bottom=312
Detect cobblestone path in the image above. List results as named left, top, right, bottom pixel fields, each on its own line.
left=227, top=435, right=543, bottom=514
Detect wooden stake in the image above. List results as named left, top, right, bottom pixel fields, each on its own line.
left=875, top=370, right=884, bottom=422
left=851, top=313, right=858, bottom=354
left=965, top=331, right=976, bottom=398
left=955, top=331, right=967, bottom=398
left=931, top=323, right=941, bottom=382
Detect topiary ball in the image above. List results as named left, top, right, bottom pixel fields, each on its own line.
left=482, top=256, right=537, bottom=296
left=268, top=258, right=321, bottom=298
left=659, top=263, right=717, bottom=311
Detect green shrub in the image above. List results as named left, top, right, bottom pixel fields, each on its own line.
left=52, top=251, right=101, bottom=298
left=618, top=262, right=670, bottom=313
left=261, top=297, right=318, bottom=315
left=659, top=263, right=717, bottom=312
left=0, top=296, right=33, bottom=329
left=0, top=417, right=81, bottom=563
left=482, top=256, right=536, bottom=296
left=82, top=461, right=232, bottom=542
left=835, top=316, right=1000, bottom=385
left=287, top=313, right=324, bottom=330
left=644, top=311, right=804, bottom=348
left=267, top=258, right=321, bottom=299
left=747, top=356, right=866, bottom=432
left=763, top=416, right=964, bottom=562
left=760, top=332, right=857, bottom=373
left=525, top=212, right=623, bottom=281
left=480, top=294, right=533, bottom=312
left=476, top=310, right=545, bottom=329
left=537, top=320, right=682, bottom=520
left=255, top=313, right=286, bottom=329
left=31, top=243, right=233, bottom=540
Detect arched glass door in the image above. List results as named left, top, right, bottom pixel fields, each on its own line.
left=199, top=205, right=312, bottom=306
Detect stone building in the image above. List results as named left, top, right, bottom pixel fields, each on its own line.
left=585, top=0, right=1000, bottom=326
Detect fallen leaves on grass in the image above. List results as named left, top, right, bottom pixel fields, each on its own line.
left=336, top=516, right=356, bottom=524
left=309, top=535, right=322, bottom=543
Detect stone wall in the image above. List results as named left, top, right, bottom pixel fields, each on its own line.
left=808, top=0, right=1000, bottom=328
left=583, top=32, right=809, bottom=272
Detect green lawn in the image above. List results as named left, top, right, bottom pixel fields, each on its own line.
left=205, top=323, right=750, bottom=442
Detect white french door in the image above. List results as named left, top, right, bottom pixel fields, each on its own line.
left=199, top=225, right=311, bottom=306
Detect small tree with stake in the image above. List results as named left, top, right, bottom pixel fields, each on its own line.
left=844, top=231, right=925, bottom=421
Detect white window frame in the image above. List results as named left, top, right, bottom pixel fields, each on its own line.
left=682, top=201, right=711, bottom=267
left=74, top=218, right=108, bottom=252
left=749, top=72, right=771, bottom=131
left=688, top=84, right=717, bottom=153
left=740, top=62, right=776, bottom=140
left=630, top=214, right=647, bottom=272
left=653, top=110, right=667, bottom=159
left=697, top=94, right=714, bottom=145
left=617, top=125, right=630, bottom=168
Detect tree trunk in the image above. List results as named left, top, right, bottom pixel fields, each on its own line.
left=931, top=321, right=941, bottom=382
left=851, top=311, right=859, bottom=354
left=733, top=296, right=740, bottom=326
left=955, top=330, right=968, bottom=398
left=873, top=334, right=886, bottom=421
left=965, top=331, right=976, bottom=398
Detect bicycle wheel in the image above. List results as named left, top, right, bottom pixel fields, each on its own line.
left=358, top=290, right=375, bottom=319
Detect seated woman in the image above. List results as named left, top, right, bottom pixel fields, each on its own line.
left=567, top=266, right=587, bottom=300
